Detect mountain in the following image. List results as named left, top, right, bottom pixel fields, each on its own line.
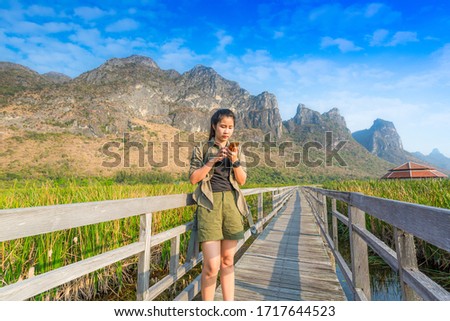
left=352, top=118, right=410, bottom=164
left=284, top=104, right=350, bottom=141
left=0, top=56, right=393, bottom=180
left=283, top=104, right=393, bottom=176
left=42, top=72, right=71, bottom=84
left=352, top=119, right=450, bottom=174
left=412, top=149, right=450, bottom=172
left=0, top=55, right=283, bottom=138
left=0, top=62, right=51, bottom=101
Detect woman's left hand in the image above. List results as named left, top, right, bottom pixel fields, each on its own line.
left=227, top=146, right=238, bottom=163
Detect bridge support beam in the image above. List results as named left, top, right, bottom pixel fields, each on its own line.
left=257, top=192, right=264, bottom=233
left=331, top=199, right=339, bottom=252
left=349, top=204, right=371, bottom=300
left=137, top=212, right=153, bottom=300
left=394, top=228, right=421, bottom=301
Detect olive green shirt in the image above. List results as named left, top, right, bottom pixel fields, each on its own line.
left=189, top=139, right=250, bottom=217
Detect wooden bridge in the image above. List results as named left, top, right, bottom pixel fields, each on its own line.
left=0, top=185, right=449, bottom=301
left=215, top=189, right=345, bottom=300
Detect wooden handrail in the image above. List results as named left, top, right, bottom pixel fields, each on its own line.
left=302, top=186, right=450, bottom=301
left=0, top=185, right=298, bottom=301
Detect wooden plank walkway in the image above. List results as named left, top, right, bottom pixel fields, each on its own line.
left=215, top=189, right=346, bottom=301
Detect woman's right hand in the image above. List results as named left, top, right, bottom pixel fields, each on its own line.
left=206, top=147, right=228, bottom=167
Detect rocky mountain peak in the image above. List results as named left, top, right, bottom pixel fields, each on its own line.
left=353, top=118, right=405, bottom=164
left=411, top=148, right=450, bottom=173
left=181, top=64, right=243, bottom=96
left=42, top=72, right=71, bottom=84
left=322, top=107, right=347, bottom=128
left=75, top=55, right=160, bottom=85
left=430, top=148, right=441, bottom=156
left=283, top=104, right=351, bottom=141
left=372, top=118, right=395, bottom=131
left=0, top=57, right=284, bottom=139
left=291, top=104, right=321, bottom=125
left=105, top=55, right=159, bottom=69
left=188, top=64, right=218, bottom=76
left=0, top=61, right=51, bottom=89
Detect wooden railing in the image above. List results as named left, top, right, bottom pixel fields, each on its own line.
left=0, top=186, right=297, bottom=301
left=302, top=186, right=450, bottom=301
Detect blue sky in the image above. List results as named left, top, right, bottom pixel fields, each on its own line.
left=1, top=0, right=449, bottom=156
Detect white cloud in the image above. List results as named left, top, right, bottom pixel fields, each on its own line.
left=42, top=22, right=75, bottom=33
left=69, top=28, right=102, bottom=48
left=215, top=30, right=233, bottom=52
left=241, top=49, right=272, bottom=65
left=368, top=29, right=389, bottom=46
left=367, top=30, right=419, bottom=47
left=388, top=31, right=418, bottom=46
left=25, top=5, right=56, bottom=17
left=157, top=39, right=209, bottom=72
left=105, top=18, right=139, bottom=33
left=321, top=37, right=363, bottom=52
left=273, top=31, right=284, bottom=39
left=73, top=6, right=114, bottom=20
left=365, top=3, right=385, bottom=17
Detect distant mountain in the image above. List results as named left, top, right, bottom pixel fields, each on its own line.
left=0, top=62, right=51, bottom=99
left=352, top=118, right=410, bottom=164
left=0, top=56, right=393, bottom=180
left=412, top=148, right=450, bottom=172
left=283, top=104, right=393, bottom=176
left=353, top=119, right=449, bottom=174
left=0, top=55, right=283, bottom=138
left=284, top=104, right=350, bottom=141
left=42, top=72, right=71, bottom=84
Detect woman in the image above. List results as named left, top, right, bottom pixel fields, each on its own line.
left=189, top=108, right=249, bottom=301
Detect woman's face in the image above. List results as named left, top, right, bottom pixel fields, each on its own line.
left=213, top=116, right=234, bottom=143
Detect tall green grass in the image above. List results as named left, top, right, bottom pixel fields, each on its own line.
left=0, top=178, right=197, bottom=300
left=0, top=176, right=287, bottom=300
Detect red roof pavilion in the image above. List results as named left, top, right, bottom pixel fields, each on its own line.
left=382, top=162, right=448, bottom=179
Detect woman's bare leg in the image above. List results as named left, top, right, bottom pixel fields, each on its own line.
left=201, top=241, right=221, bottom=301
left=220, top=239, right=238, bottom=301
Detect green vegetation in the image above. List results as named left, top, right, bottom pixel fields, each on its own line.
left=0, top=177, right=198, bottom=300
left=0, top=172, right=290, bottom=300
left=322, top=178, right=450, bottom=290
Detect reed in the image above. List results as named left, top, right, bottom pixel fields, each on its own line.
left=0, top=178, right=196, bottom=300
left=0, top=177, right=284, bottom=300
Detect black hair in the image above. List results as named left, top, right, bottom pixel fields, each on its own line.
left=209, top=109, right=236, bottom=140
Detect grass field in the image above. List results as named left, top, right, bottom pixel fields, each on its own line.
left=0, top=175, right=282, bottom=300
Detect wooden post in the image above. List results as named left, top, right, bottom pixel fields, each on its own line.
left=394, top=227, right=421, bottom=301
left=322, top=194, right=328, bottom=235
left=313, top=191, right=319, bottom=216
left=272, top=190, right=276, bottom=210
left=137, top=212, right=152, bottom=300
left=348, top=205, right=371, bottom=300
left=170, top=235, right=180, bottom=276
left=332, top=199, right=338, bottom=251
left=257, top=192, right=264, bottom=233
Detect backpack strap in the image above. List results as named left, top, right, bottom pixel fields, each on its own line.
left=187, top=141, right=211, bottom=262
left=202, top=141, right=210, bottom=164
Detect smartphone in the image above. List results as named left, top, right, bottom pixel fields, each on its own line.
left=229, top=142, right=239, bottom=151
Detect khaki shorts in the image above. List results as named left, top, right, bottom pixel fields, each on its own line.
left=197, top=191, right=244, bottom=242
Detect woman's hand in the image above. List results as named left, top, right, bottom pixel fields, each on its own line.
left=206, top=147, right=229, bottom=166
left=227, top=145, right=238, bottom=163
